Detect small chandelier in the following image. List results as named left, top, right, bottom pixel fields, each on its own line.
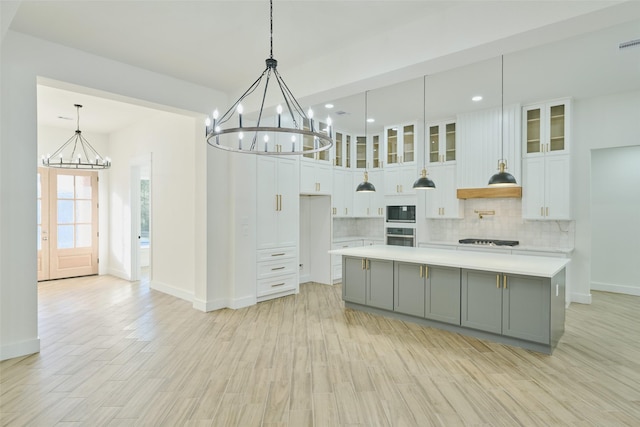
left=42, top=104, right=111, bottom=169
left=205, top=0, right=333, bottom=155
left=356, top=91, right=376, bottom=192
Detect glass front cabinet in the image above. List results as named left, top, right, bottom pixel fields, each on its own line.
left=524, top=100, right=569, bottom=157
left=354, top=134, right=383, bottom=169
left=428, top=121, right=456, bottom=164
left=384, top=123, right=416, bottom=167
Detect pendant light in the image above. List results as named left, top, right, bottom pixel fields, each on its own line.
left=42, top=104, right=111, bottom=169
left=413, top=75, right=436, bottom=190
left=356, top=91, right=376, bottom=192
left=488, top=55, right=517, bottom=186
left=205, top=0, right=332, bottom=155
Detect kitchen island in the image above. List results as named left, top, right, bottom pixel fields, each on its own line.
left=329, top=245, right=570, bottom=354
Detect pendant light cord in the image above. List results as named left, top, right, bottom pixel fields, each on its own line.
left=75, top=104, right=81, bottom=132
left=423, top=75, right=427, bottom=169
left=501, top=54, right=504, bottom=161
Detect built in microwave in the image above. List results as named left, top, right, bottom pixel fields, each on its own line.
left=386, top=205, right=416, bottom=223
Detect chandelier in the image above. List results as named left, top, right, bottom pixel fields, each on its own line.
left=205, top=0, right=333, bottom=155
left=42, top=104, right=111, bottom=169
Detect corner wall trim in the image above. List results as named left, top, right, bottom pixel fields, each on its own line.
left=591, top=281, right=640, bottom=297
left=150, top=280, right=194, bottom=303
left=1, top=338, right=40, bottom=361
left=570, top=292, right=592, bottom=305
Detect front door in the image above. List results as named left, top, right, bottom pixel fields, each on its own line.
left=38, top=168, right=99, bottom=281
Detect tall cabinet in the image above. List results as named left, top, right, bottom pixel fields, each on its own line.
left=522, top=99, right=571, bottom=220
left=425, top=121, right=462, bottom=218
left=256, top=156, right=299, bottom=301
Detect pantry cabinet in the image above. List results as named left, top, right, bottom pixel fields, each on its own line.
left=522, top=99, right=571, bottom=220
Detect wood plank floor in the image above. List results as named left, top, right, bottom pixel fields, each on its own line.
left=1, top=274, right=639, bottom=426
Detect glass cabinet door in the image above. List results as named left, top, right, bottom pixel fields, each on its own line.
left=386, top=127, right=398, bottom=165
left=372, top=135, right=380, bottom=168
left=335, top=132, right=343, bottom=166
left=402, top=124, right=414, bottom=163
left=549, top=104, right=565, bottom=152
left=345, top=135, right=351, bottom=168
left=429, top=125, right=440, bottom=163
left=302, top=118, right=314, bottom=159
left=526, top=108, right=542, bottom=154
left=356, top=136, right=366, bottom=168
left=445, top=123, right=456, bottom=161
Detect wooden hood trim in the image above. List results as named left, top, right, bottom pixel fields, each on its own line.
left=457, top=186, right=522, bottom=199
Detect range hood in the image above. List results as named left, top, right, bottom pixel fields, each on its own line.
left=456, top=186, right=522, bottom=199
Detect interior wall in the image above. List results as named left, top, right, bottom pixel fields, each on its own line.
left=37, top=125, right=110, bottom=275
left=591, top=145, right=640, bottom=295
left=1, top=30, right=226, bottom=360
left=109, top=112, right=197, bottom=300
left=299, top=196, right=311, bottom=283
left=572, top=89, right=640, bottom=303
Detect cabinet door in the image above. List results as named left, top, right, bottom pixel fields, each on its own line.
left=544, top=154, right=570, bottom=220
left=386, top=127, right=399, bottom=165
left=300, top=160, right=316, bottom=194
left=425, top=164, right=460, bottom=219
left=502, top=274, right=550, bottom=344
left=402, top=124, right=415, bottom=163
left=461, top=269, right=502, bottom=334
left=276, top=159, right=298, bottom=248
left=522, top=156, right=546, bottom=219
left=394, top=262, right=425, bottom=317
left=353, top=188, right=372, bottom=217
left=426, top=266, right=460, bottom=325
left=316, top=163, right=333, bottom=195
left=343, top=257, right=366, bottom=304
left=384, top=168, right=400, bottom=195
left=256, top=157, right=279, bottom=249
left=367, top=259, right=394, bottom=310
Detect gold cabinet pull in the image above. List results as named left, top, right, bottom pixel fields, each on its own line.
left=496, top=274, right=500, bottom=288
left=546, top=207, right=549, bottom=217
left=503, top=275, right=507, bottom=289
left=366, top=259, right=370, bottom=270
left=362, top=259, right=365, bottom=270
left=271, top=282, right=285, bottom=287
left=271, top=253, right=285, bottom=257
left=271, top=266, right=285, bottom=271
left=425, top=266, right=428, bottom=278
left=540, top=207, right=544, bottom=217
left=279, top=195, right=283, bottom=211
left=419, top=265, right=423, bottom=278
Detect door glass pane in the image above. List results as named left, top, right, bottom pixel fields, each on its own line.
left=335, top=132, right=343, bottom=167
left=387, top=128, right=398, bottom=164
left=526, top=108, right=541, bottom=153
left=345, top=135, right=351, bottom=168
left=57, top=225, right=74, bottom=249
left=403, top=125, right=414, bottom=162
left=356, top=136, right=366, bottom=168
left=57, top=174, right=74, bottom=198
left=373, top=135, right=380, bottom=168
left=75, top=175, right=92, bottom=199
left=445, top=123, right=456, bottom=161
left=76, top=224, right=92, bottom=248
left=549, top=104, right=565, bottom=151
left=37, top=173, right=42, bottom=198
left=429, top=125, right=439, bottom=163
left=37, top=200, right=42, bottom=225
left=76, top=200, right=92, bottom=223
left=37, top=226, right=42, bottom=251
left=58, top=200, right=74, bottom=223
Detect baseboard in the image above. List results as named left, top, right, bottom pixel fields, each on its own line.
left=108, top=267, right=130, bottom=281
left=150, top=280, right=194, bottom=303
left=570, top=292, right=592, bottom=304
left=1, top=338, right=40, bottom=361
left=591, top=281, right=640, bottom=297
left=229, top=295, right=257, bottom=309
left=192, top=295, right=257, bottom=312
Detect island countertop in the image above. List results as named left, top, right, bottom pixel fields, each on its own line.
left=329, top=245, right=570, bottom=278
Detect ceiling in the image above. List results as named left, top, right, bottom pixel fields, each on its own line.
left=6, top=1, right=640, bottom=135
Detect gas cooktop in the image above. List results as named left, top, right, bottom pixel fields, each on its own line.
left=458, top=238, right=519, bottom=246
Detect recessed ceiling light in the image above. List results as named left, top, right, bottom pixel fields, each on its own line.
left=472, top=95, right=483, bottom=102
left=367, top=118, right=375, bottom=123
left=324, top=103, right=334, bottom=109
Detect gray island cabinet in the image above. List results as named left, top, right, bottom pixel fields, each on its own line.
left=332, top=245, right=569, bottom=354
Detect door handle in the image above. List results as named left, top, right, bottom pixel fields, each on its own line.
left=503, top=275, right=507, bottom=289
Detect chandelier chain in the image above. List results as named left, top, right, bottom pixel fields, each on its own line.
left=269, top=0, right=273, bottom=59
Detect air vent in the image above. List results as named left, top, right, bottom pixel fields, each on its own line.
left=619, top=39, right=640, bottom=50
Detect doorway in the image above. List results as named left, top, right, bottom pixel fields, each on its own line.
left=37, top=167, right=99, bottom=281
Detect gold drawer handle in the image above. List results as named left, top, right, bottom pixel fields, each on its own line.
left=271, top=266, right=285, bottom=271
left=271, top=253, right=285, bottom=257
left=271, top=282, right=286, bottom=287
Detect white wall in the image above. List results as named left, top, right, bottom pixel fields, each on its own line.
left=0, top=30, right=227, bottom=360
left=591, top=145, right=640, bottom=295
left=572, top=89, right=640, bottom=303
left=108, top=112, right=197, bottom=301
left=37, top=125, right=110, bottom=275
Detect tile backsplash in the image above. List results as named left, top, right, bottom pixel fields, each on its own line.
left=423, top=198, right=575, bottom=249
left=333, top=218, right=385, bottom=239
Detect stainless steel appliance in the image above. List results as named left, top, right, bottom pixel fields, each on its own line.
left=458, top=238, right=519, bottom=246
left=386, top=205, right=416, bottom=223
left=386, top=227, right=416, bottom=247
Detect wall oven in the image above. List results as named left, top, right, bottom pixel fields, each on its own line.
left=386, top=205, right=416, bottom=223
left=386, top=227, right=416, bottom=247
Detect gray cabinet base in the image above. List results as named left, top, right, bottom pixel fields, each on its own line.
left=344, top=301, right=560, bottom=355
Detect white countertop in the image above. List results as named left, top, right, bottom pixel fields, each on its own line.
left=329, top=245, right=570, bottom=278
left=419, top=241, right=574, bottom=255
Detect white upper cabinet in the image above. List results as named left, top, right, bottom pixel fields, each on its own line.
left=302, top=118, right=331, bottom=162
left=300, top=160, right=332, bottom=195
left=428, top=121, right=457, bottom=164
left=384, top=166, right=418, bottom=196
left=384, top=123, right=416, bottom=167
left=354, top=134, right=383, bottom=170
left=332, top=168, right=353, bottom=217
left=524, top=99, right=570, bottom=157
left=353, top=170, right=384, bottom=217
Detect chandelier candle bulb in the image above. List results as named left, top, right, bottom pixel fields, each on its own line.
left=239, top=132, right=243, bottom=150
left=237, top=104, right=243, bottom=128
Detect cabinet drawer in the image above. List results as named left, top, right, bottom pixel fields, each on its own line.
left=257, top=258, right=297, bottom=279
left=257, top=274, right=297, bottom=297
left=257, top=246, right=296, bottom=262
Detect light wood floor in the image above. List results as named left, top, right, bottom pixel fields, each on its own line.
left=1, top=274, right=639, bottom=426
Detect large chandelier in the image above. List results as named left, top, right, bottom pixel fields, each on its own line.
left=205, top=0, right=333, bottom=155
left=42, top=104, right=111, bottom=169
